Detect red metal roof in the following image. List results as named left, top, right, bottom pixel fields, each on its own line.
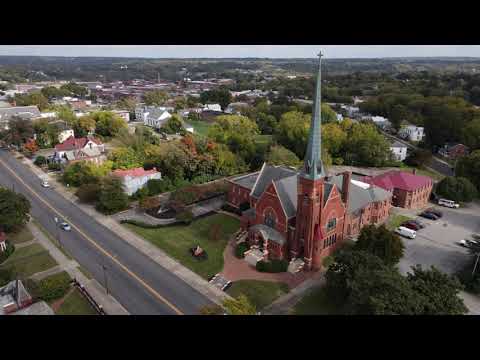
left=55, top=136, right=102, bottom=151
left=363, top=171, right=432, bottom=192
left=112, top=167, right=159, bottom=178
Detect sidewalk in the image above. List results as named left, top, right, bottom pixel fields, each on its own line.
left=27, top=221, right=129, bottom=315
left=20, top=155, right=231, bottom=306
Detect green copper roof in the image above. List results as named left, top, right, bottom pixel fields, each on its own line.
left=301, top=52, right=325, bottom=180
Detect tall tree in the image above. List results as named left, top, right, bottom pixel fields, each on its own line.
left=143, top=90, right=168, bottom=106
left=456, top=150, right=480, bottom=190
left=3, top=117, right=34, bottom=146
left=0, top=188, right=31, bottom=232
left=96, top=175, right=129, bottom=215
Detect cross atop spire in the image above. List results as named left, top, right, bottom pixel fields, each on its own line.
left=301, top=51, right=325, bottom=180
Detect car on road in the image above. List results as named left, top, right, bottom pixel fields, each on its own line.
left=438, top=198, right=460, bottom=208
left=419, top=211, right=439, bottom=220
left=41, top=180, right=50, bottom=188
left=426, top=208, right=443, bottom=218
left=395, top=226, right=417, bottom=239
left=458, top=239, right=468, bottom=247
left=60, top=222, right=71, bottom=231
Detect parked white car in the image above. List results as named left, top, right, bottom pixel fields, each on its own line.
left=395, top=226, right=416, bottom=239
left=60, top=222, right=71, bottom=231
left=438, top=198, right=459, bottom=208
left=41, top=180, right=50, bottom=188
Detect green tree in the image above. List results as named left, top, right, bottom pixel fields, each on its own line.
left=108, top=147, right=143, bottom=170
left=266, top=145, right=301, bottom=167
left=0, top=188, right=31, bottom=232
left=354, top=224, right=405, bottom=266
left=116, top=96, right=137, bottom=113
left=222, top=294, right=257, bottom=315
left=407, top=265, right=468, bottom=315
left=275, top=111, right=310, bottom=158
left=456, top=150, right=480, bottom=190
left=74, top=115, right=96, bottom=137
left=14, top=92, right=49, bottom=110
left=143, top=90, right=168, bottom=106
left=3, top=117, right=34, bottom=146
left=200, top=87, right=232, bottom=110
left=161, top=114, right=185, bottom=134
left=41, top=86, right=70, bottom=100
left=91, top=111, right=127, bottom=138
left=321, top=103, right=337, bottom=123
left=462, top=118, right=480, bottom=151
left=436, top=176, right=478, bottom=202
left=55, top=106, right=77, bottom=125
left=60, top=82, right=88, bottom=98
left=62, top=161, right=112, bottom=187
left=96, top=175, right=129, bottom=214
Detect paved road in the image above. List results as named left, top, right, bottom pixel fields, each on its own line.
left=0, top=150, right=212, bottom=314
left=380, top=130, right=455, bottom=177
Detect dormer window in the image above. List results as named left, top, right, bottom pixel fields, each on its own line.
left=264, top=210, right=276, bottom=229
left=327, top=218, right=336, bottom=231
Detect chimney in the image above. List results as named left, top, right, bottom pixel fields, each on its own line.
left=342, top=171, right=352, bottom=205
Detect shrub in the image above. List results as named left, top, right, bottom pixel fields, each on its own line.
left=235, top=242, right=249, bottom=259
left=34, top=156, right=46, bottom=166
left=256, top=259, right=288, bottom=273
left=75, top=183, right=101, bottom=203
left=139, top=196, right=161, bottom=210
left=0, top=241, right=15, bottom=264
left=48, top=162, right=61, bottom=171
left=0, top=268, right=13, bottom=287
left=146, top=178, right=175, bottom=196
left=436, top=176, right=478, bottom=203
left=176, top=209, right=194, bottom=224
left=37, top=272, right=72, bottom=302
left=239, top=202, right=250, bottom=212
left=132, top=186, right=149, bottom=201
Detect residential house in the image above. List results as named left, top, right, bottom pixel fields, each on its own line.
left=113, top=110, right=130, bottom=123
left=112, top=167, right=162, bottom=195
left=363, top=170, right=433, bottom=209
left=0, top=280, right=54, bottom=315
left=225, top=102, right=249, bottom=114
left=0, top=106, right=41, bottom=129
left=54, top=135, right=105, bottom=164
left=390, top=141, right=408, bottom=161
left=438, top=143, right=469, bottom=160
left=398, top=125, right=425, bottom=142
left=203, top=103, right=222, bottom=112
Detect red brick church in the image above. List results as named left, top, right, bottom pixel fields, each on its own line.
left=227, top=53, right=393, bottom=271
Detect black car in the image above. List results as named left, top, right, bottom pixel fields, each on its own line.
left=411, top=219, right=426, bottom=229
left=426, top=208, right=443, bottom=218
left=419, top=212, right=438, bottom=220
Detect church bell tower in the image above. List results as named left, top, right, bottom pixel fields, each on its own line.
left=293, top=52, right=326, bottom=271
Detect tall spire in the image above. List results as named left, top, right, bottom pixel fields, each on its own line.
left=301, top=51, right=325, bottom=180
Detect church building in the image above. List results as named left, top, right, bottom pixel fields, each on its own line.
left=226, top=53, right=393, bottom=271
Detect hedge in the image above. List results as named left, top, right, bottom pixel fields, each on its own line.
left=235, top=242, right=249, bottom=259
left=0, top=241, right=15, bottom=264
left=221, top=204, right=242, bottom=216
left=256, top=259, right=288, bottom=273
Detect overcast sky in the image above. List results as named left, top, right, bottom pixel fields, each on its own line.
left=0, top=45, right=480, bottom=59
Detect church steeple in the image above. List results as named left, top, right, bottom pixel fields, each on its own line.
left=301, top=51, right=325, bottom=180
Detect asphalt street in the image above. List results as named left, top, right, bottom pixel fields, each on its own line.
left=0, top=150, right=212, bottom=314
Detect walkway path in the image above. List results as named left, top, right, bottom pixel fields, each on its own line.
left=27, top=221, right=129, bottom=315
left=220, top=240, right=313, bottom=289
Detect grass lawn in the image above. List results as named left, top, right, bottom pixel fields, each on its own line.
left=226, top=280, right=289, bottom=310
left=124, top=213, right=240, bottom=279
left=1, top=243, right=58, bottom=277
left=386, top=214, right=413, bottom=231
left=31, top=219, right=73, bottom=260
left=294, top=286, right=342, bottom=315
left=56, top=288, right=97, bottom=315
left=187, top=120, right=211, bottom=136
left=8, top=227, right=34, bottom=244
left=400, top=165, right=445, bottom=182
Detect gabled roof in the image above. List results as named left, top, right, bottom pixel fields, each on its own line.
left=112, top=167, right=159, bottom=178
left=273, top=174, right=298, bottom=218
left=229, top=171, right=260, bottom=190
left=363, top=171, right=432, bottom=192
left=55, top=136, right=102, bottom=151
left=250, top=164, right=297, bottom=199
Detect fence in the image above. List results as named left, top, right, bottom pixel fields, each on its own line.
left=71, top=278, right=107, bottom=315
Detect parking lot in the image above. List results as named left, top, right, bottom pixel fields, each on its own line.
left=395, top=202, right=480, bottom=276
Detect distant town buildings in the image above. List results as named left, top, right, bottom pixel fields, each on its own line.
left=438, top=143, right=469, bottom=160
left=0, top=106, right=41, bottom=129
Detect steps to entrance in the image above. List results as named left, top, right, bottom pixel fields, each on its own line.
left=288, top=258, right=305, bottom=274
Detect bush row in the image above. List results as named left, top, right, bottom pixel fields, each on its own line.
left=235, top=242, right=249, bottom=259
left=256, top=259, right=289, bottom=273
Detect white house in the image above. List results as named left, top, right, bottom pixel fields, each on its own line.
left=398, top=125, right=425, bottom=142
left=144, top=109, right=172, bottom=129
left=341, top=105, right=360, bottom=117
left=203, top=103, right=222, bottom=112
left=336, top=113, right=344, bottom=122
left=390, top=141, right=408, bottom=161
left=112, top=167, right=162, bottom=196
left=54, top=135, right=104, bottom=163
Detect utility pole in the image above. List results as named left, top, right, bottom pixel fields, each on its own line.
left=102, top=265, right=109, bottom=295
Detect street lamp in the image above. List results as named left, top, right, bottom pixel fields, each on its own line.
left=102, top=265, right=109, bottom=295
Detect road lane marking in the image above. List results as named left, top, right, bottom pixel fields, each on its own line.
left=0, top=157, right=184, bottom=315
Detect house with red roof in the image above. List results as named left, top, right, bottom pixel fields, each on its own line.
left=363, top=169, right=433, bottom=209
left=112, top=167, right=162, bottom=195
left=54, top=135, right=105, bottom=165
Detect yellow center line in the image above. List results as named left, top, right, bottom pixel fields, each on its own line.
left=0, top=157, right=184, bottom=315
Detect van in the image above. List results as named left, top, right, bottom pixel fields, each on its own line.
left=438, top=198, right=459, bottom=208
left=395, top=226, right=416, bottom=239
